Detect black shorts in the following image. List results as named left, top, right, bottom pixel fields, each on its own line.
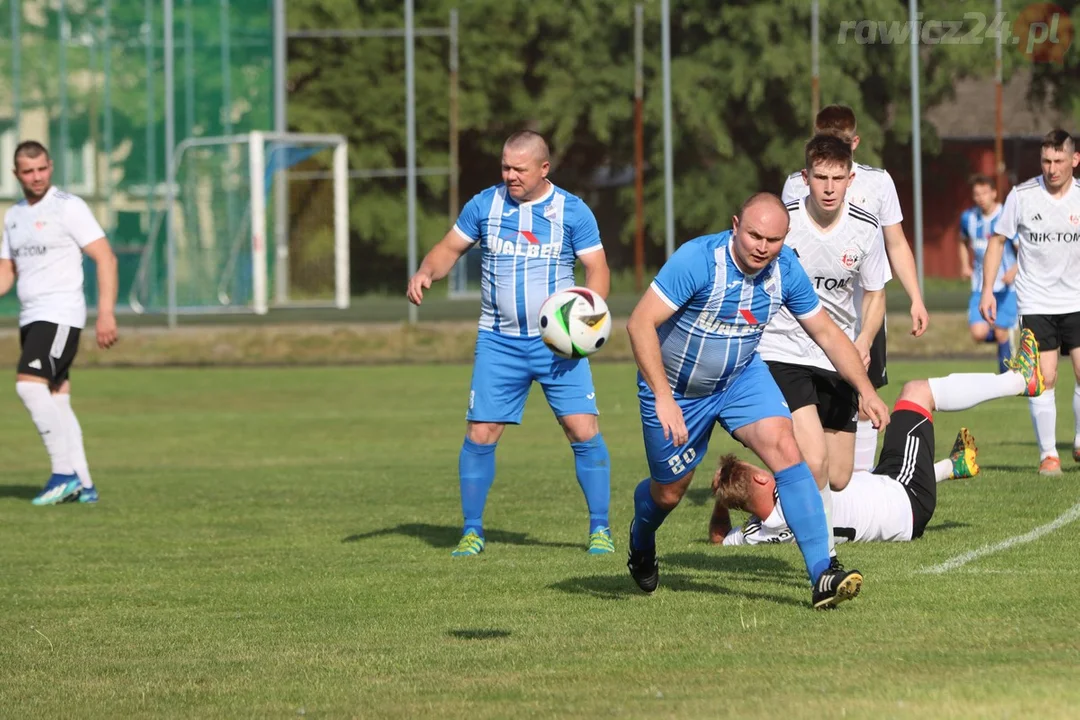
left=873, top=404, right=936, bottom=539
left=1021, top=312, right=1080, bottom=356
left=868, top=324, right=888, bottom=388
left=18, top=321, right=81, bottom=389
left=767, top=361, right=858, bottom=432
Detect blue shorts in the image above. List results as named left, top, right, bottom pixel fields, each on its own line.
left=968, top=290, right=1017, bottom=330
left=467, top=330, right=598, bottom=424
left=639, top=356, right=790, bottom=484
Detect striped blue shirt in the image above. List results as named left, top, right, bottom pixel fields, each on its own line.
left=454, top=182, right=603, bottom=336
left=646, top=231, right=821, bottom=398
left=960, top=205, right=1016, bottom=293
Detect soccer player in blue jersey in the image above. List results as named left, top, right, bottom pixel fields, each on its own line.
left=407, top=131, right=613, bottom=557
left=624, top=192, right=891, bottom=609
left=958, top=174, right=1018, bottom=372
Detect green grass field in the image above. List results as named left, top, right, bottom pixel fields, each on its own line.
left=2, top=361, right=1079, bottom=718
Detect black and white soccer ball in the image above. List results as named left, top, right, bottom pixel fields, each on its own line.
left=537, top=287, right=612, bottom=359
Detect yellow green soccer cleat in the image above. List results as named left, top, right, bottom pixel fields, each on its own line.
left=1007, top=329, right=1044, bottom=397
left=947, top=428, right=979, bottom=480
left=588, top=527, right=615, bottom=554
left=451, top=530, right=485, bottom=557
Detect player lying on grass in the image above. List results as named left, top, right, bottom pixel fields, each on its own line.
left=708, top=329, right=1044, bottom=545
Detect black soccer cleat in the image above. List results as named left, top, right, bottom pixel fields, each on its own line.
left=627, top=521, right=659, bottom=594
left=812, top=567, right=863, bottom=610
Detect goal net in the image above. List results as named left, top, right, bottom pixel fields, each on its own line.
left=130, top=131, right=349, bottom=317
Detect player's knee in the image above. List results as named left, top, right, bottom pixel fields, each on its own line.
left=969, top=323, right=989, bottom=343
left=897, top=379, right=932, bottom=408
left=561, top=414, right=599, bottom=443
left=653, top=473, right=692, bottom=509
left=466, top=422, right=504, bottom=445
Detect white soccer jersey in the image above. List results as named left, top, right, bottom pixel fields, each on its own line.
left=722, top=470, right=914, bottom=546
left=757, top=198, right=891, bottom=371
left=995, top=175, right=1080, bottom=315
left=782, top=163, right=904, bottom=227
left=0, top=186, right=105, bottom=328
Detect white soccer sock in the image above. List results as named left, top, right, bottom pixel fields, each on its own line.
left=1029, top=390, right=1058, bottom=459
left=1073, top=387, right=1080, bottom=450
left=16, top=381, right=74, bottom=476
left=934, top=459, right=953, bottom=482
left=54, top=394, right=93, bottom=488
left=853, top=419, right=877, bottom=472
left=927, top=371, right=1026, bottom=411
left=820, top=484, right=836, bottom=557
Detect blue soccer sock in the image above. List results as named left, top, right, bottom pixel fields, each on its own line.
left=459, top=437, right=497, bottom=537
left=631, top=478, right=671, bottom=552
left=984, top=327, right=997, bottom=343
left=997, top=338, right=1012, bottom=374
left=571, top=434, right=611, bottom=533
left=773, top=462, right=831, bottom=583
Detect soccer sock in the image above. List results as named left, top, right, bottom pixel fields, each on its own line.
left=997, top=339, right=1012, bottom=374
left=1073, top=387, right=1080, bottom=451
left=773, top=462, right=831, bottom=583
left=631, top=478, right=671, bottom=553
left=984, top=327, right=996, bottom=343
left=458, top=438, right=497, bottom=537
left=927, top=371, right=1025, bottom=411
left=1029, top=391, right=1058, bottom=459
left=54, top=394, right=93, bottom=489
left=853, top=419, right=877, bottom=472
left=820, top=484, right=836, bottom=557
left=934, top=459, right=953, bottom=482
left=570, top=433, right=610, bottom=533
left=15, top=381, right=74, bottom=476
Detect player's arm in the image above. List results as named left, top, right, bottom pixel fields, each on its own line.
left=577, top=247, right=610, bottom=299
left=979, top=190, right=1017, bottom=323
left=0, top=259, right=15, bottom=296
left=1002, top=238, right=1019, bottom=285
left=83, top=237, right=118, bottom=349
left=957, top=233, right=972, bottom=280
left=626, top=287, right=687, bottom=446
left=856, top=289, right=886, bottom=366
left=407, top=229, right=473, bottom=305
left=799, top=310, right=889, bottom=428
left=881, top=222, right=928, bottom=336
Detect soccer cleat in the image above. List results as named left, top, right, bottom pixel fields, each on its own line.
left=828, top=556, right=844, bottom=572
left=627, top=521, right=659, bottom=593
left=947, top=428, right=979, bottom=480
left=31, top=474, right=82, bottom=506
left=1007, top=329, right=1044, bottom=397
left=1038, top=456, right=1063, bottom=477
left=451, top=530, right=485, bottom=557
left=588, top=527, right=614, bottom=554
left=77, top=486, right=99, bottom=504
left=812, top=567, right=863, bottom=609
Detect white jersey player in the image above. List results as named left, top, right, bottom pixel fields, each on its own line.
left=782, top=105, right=929, bottom=475
left=0, top=141, right=118, bottom=506
left=980, top=130, right=1080, bottom=477
left=709, top=329, right=1046, bottom=546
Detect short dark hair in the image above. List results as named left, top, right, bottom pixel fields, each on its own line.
left=969, top=173, right=994, bottom=189
left=1041, top=129, right=1075, bottom=154
left=737, top=192, right=788, bottom=222
left=13, top=140, right=50, bottom=166
left=504, top=130, right=550, bottom=163
left=711, top=454, right=753, bottom=511
left=814, top=105, right=857, bottom=144
left=805, top=133, right=853, bottom=171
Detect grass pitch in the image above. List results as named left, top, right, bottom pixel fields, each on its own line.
left=1, top=361, right=1078, bottom=718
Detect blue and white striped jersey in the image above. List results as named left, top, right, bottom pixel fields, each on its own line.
left=453, top=182, right=603, bottom=337
left=646, top=231, right=822, bottom=398
left=959, top=205, right=1015, bottom=293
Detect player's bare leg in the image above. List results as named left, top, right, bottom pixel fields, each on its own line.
left=558, top=413, right=613, bottom=553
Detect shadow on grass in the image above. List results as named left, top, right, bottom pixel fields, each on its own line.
left=994, top=440, right=1075, bottom=452
left=683, top=487, right=715, bottom=507
left=922, top=519, right=973, bottom=533
left=664, top=552, right=801, bottom=582
left=0, top=484, right=40, bottom=501
left=447, top=628, right=512, bottom=640
left=981, top=464, right=1076, bottom=473
left=342, top=523, right=581, bottom=550
left=549, top=572, right=804, bottom=607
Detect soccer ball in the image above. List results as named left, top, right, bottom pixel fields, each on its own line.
left=538, top=287, right=612, bottom=359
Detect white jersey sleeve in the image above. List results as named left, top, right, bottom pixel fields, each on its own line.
left=876, top=169, right=904, bottom=226
left=781, top=172, right=807, bottom=204
left=1008, top=177, right=1080, bottom=315
left=1, top=213, right=11, bottom=260
left=996, top=186, right=1020, bottom=240
left=724, top=508, right=795, bottom=545
left=63, top=196, right=107, bottom=248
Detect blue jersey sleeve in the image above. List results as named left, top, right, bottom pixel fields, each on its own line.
left=650, top=241, right=709, bottom=310
left=569, top=199, right=603, bottom=255
left=959, top=210, right=971, bottom=241
left=780, top=250, right=822, bottom=319
left=452, top=194, right=484, bottom=243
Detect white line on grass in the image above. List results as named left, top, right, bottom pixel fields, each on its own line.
left=920, top=501, right=1080, bottom=575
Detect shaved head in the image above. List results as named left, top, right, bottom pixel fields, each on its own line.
left=502, top=130, right=552, bottom=202
left=730, top=192, right=790, bottom=274
left=504, top=130, right=550, bottom=163
left=737, top=192, right=788, bottom=223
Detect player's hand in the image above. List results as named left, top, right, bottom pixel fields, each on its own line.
left=960, top=266, right=972, bottom=280
left=406, top=271, right=432, bottom=305
left=859, top=391, right=890, bottom=430
left=910, top=302, right=929, bottom=337
left=656, top=394, right=688, bottom=447
left=979, top=291, right=997, bottom=324
left=96, top=312, right=118, bottom=349
left=854, top=336, right=872, bottom=370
